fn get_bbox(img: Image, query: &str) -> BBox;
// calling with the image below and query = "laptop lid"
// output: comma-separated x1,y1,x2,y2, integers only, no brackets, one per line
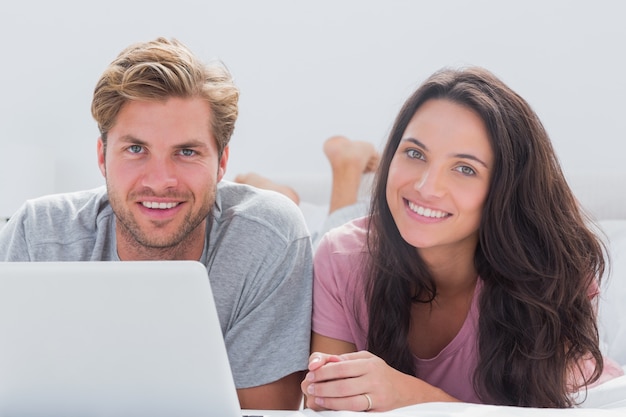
0,261,241,417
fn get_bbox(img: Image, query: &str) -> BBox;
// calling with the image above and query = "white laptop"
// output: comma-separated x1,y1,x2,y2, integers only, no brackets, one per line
0,261,243,417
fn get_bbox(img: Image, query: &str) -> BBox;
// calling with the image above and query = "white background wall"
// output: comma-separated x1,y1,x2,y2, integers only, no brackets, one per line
1,0,625,217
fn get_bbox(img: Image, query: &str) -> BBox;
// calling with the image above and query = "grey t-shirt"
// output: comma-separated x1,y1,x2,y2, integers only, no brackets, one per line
0,181,313,389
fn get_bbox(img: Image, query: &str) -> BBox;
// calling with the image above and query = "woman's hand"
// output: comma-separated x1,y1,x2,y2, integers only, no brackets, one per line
301,350,457,412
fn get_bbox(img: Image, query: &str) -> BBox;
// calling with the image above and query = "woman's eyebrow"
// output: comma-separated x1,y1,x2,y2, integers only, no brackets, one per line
455,153,489,168
402,137,428,149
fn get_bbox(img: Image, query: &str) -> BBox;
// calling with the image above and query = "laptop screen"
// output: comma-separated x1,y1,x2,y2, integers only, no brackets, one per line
0,261,241,417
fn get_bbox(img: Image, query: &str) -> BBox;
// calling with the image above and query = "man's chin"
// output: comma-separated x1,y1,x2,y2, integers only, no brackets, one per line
117,215,207,252
125,226,183,249
133,235,183,250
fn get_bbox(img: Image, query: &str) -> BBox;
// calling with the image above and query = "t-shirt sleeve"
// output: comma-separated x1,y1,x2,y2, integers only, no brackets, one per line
211,194,314,389
311,232,360,344
0,187,115,262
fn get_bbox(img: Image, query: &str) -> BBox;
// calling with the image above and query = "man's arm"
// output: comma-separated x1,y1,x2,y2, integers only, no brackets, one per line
237,371,304,410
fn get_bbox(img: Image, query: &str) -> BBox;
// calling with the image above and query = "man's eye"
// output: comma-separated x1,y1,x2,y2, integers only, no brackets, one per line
128,145,143,154
180,149,196,157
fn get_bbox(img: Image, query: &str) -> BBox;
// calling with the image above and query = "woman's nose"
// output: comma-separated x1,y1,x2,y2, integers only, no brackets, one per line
414,167,445,197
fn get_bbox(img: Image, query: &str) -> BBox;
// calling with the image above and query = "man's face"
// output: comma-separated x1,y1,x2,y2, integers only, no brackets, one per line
97,97,227,260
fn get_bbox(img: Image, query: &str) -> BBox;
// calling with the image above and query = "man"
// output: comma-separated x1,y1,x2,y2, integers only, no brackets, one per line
0,37,313,410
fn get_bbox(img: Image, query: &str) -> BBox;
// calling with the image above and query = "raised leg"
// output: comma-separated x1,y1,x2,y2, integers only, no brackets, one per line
234,173,301,205
323,136,379,214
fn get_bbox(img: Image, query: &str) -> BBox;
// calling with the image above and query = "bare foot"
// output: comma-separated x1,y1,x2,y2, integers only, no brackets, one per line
323,136,380,213
323,135,380,175
234,173,300,205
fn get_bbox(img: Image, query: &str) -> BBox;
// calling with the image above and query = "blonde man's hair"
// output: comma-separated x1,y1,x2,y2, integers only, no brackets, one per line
91,37,239,157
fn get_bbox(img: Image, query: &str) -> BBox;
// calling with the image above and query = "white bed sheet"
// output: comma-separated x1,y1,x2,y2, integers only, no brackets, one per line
580,371,626,409
279,380,626,415
284,401,626,416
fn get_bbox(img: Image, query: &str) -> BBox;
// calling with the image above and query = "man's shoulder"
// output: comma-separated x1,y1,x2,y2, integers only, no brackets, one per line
215,180,309,238
14,186,113,235
1,186,116,261
22,186,110,220
217,180,298,211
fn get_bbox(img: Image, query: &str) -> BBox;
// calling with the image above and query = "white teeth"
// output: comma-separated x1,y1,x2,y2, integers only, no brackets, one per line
142,201,179,209
407,201,448,218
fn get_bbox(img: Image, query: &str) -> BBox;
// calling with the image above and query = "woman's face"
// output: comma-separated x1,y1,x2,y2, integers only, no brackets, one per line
385,98,493,258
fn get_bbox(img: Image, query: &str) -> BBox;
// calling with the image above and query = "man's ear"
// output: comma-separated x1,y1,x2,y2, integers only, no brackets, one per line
97,137,106,177
217,145,229,182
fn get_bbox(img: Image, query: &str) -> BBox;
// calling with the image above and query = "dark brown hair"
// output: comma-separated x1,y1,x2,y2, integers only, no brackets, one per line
365,67,605,407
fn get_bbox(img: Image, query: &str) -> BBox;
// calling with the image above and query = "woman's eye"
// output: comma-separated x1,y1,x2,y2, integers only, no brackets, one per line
407,149,424,160
457,165,476,176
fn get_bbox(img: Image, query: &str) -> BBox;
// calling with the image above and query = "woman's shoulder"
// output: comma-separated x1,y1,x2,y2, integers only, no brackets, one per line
314,216,370,300
318,216,370,255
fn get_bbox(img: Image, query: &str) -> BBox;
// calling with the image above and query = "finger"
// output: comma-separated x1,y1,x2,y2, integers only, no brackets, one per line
309,357,369,384
337,350,375,361
303,394,328,411
306,372,368,399
308,352,342,371
314,392,373,412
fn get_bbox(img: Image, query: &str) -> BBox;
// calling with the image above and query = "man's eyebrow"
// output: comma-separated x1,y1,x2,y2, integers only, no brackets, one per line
118,135,147,145
174,139,210,149
401,137,489,168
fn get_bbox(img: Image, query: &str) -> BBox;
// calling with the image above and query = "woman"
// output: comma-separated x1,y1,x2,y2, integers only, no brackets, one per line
301,67,622,411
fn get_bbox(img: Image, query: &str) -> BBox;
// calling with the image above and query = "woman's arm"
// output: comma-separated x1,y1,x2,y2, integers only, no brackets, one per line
301,333,356,410
302,332,459,412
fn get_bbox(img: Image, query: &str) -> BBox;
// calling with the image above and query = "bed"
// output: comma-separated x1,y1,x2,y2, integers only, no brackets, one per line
272,171,626,415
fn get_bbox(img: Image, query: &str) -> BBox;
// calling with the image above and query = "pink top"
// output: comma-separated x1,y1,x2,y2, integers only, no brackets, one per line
312,216,623,404
312,216,482,403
